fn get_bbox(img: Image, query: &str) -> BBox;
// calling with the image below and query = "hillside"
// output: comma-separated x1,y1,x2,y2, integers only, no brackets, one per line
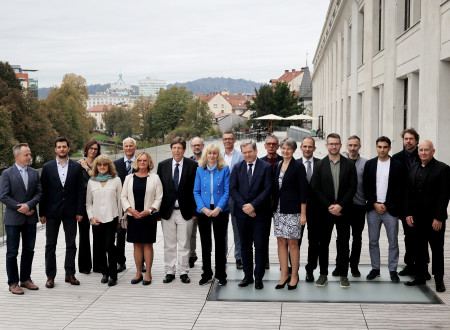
168,77,263,94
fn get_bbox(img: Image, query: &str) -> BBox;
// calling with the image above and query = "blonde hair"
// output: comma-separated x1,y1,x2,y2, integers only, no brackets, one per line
198,144,227,171
133,152,154,171
92,155,118,177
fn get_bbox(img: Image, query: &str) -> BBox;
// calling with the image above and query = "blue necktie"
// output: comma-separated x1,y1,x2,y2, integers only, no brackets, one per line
247,163,253,186
126,160,132,174
173,163,180,190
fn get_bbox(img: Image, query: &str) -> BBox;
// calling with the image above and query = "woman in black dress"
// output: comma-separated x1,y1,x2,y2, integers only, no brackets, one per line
121,152,163,285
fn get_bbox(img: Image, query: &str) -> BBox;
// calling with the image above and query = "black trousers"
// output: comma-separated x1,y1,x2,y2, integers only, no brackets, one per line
45,217,77,278
318,211,350,276
93,218,118,280
116,227,127,265
77,212,92,272
197,208,229,280
305,209,320,273
335,204,366,269
400,217,430,268
237,216,269,280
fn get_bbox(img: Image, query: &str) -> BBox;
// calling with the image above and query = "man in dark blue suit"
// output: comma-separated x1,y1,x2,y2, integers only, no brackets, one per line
40,137,84,288
0,143,42,294
230,140,273,289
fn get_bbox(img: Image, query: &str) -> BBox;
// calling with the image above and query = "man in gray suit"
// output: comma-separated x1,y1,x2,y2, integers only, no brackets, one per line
0,143,42,294
222,131,244,269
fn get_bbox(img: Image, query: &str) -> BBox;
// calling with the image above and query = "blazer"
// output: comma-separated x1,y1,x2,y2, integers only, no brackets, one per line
272,159,307,214
404,158,450,222
392,148,419,171
193,166,230,213
157,157,198,220
222,149,244,173
230,158,273,220
0,165,42,225
114,157,137,185
121,173,163,216
311,155,357,214
40,159,85,219
363,156,404,217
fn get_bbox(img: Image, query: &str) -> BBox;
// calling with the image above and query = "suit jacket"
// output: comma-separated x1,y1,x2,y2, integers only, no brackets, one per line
222,149,244,174
392,148,419,171
272,159,307,214
193,166,230,213
39,159,85,219
0,165,42,225
114,157,137,185
230,158,273,220
311,155,357,214
404,158,450,222
363,156,404,217
157,157,198,220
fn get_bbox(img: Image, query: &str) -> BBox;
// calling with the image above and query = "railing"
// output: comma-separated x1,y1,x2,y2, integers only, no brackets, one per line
286,126,312,141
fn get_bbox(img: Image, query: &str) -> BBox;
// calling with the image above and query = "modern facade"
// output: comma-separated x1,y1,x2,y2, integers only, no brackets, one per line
312,0,450,163
86,93,139,109
139,76,167,98
11,65,38,99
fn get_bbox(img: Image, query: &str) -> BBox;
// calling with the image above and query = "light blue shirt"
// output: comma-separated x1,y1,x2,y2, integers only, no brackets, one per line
15,163,29,210
56,158,69,187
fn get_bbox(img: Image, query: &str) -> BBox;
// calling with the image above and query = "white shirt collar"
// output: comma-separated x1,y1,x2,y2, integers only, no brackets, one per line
172,158,184,167
15,163,26,172
124,155,135,163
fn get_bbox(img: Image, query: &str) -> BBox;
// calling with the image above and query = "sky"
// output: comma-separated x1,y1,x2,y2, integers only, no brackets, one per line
1,0,330,88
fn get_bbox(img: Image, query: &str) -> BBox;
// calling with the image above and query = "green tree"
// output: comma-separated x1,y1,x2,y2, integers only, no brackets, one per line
246,84,276,117
130,95,153,141
103,106,133,140
170,98,213,140
0,106,17,167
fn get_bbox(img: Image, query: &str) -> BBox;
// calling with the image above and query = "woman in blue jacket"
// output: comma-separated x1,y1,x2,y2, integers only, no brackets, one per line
193,143,230,286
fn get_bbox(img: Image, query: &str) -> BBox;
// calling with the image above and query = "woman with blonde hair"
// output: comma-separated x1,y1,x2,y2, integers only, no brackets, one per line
121,152,163,285
86,155,122,286
193,143,230,286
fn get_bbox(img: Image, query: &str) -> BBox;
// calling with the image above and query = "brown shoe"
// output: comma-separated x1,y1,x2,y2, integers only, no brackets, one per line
20,280,39,290
9,284,24,295
65,275,80,285
45,278,54,288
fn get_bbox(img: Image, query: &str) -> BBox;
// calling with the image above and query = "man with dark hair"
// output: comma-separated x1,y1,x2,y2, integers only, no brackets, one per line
404,140,450,292
0,143,42,294
311,133,357,288
157,137,198,284
40,137,85,288
363,136,404,283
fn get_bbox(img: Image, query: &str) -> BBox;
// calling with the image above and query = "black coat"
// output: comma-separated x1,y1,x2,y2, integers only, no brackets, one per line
113,157,137,185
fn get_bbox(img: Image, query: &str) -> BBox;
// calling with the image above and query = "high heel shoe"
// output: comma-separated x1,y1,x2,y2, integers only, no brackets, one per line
275,277,291,289
288,278,299,290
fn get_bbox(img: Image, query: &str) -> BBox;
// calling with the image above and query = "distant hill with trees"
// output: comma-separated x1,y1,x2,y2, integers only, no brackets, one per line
168,77,263,94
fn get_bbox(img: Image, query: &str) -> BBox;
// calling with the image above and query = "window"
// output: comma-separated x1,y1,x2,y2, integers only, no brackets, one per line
357,6,364,66
214,104,217,108
403,78,408,130
376,0,384,51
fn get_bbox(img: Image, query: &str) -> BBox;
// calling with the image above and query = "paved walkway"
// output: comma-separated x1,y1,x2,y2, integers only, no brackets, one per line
0,133,449,329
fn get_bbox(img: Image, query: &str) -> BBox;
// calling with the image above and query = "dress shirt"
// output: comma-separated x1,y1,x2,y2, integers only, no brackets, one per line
172,158,184,207
224,149,235,167
376,158,390,203
56,158,69,186
15,163,29,210
86,177,122,223
301,157,315,173
123,155,135,165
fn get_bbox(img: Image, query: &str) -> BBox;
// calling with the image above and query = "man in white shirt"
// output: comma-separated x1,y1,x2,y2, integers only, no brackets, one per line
363,136,404,283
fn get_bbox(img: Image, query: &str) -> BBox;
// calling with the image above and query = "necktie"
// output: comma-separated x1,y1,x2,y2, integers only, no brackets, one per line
21,168,28,191
247,163,253,186
306,160,312,183
407,153,412,166
126,160,132,174
173,163,180,191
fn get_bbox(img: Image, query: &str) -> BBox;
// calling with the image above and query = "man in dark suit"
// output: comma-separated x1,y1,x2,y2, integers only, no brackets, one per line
311,133,357,288
40,137,84,288
157,137,198,284
0,143,42,294
404,140,450,292
363,136,404,283
230,140,273,289
299,137,321,282
113,137,137,273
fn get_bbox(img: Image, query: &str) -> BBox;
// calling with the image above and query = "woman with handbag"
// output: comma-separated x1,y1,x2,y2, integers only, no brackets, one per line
86,155,122,286
193,143,230,286
121,152,163,285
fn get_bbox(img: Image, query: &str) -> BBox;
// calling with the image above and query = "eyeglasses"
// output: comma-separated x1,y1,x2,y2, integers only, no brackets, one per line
222,138,234,141
89,147,99,151
265,143,279,147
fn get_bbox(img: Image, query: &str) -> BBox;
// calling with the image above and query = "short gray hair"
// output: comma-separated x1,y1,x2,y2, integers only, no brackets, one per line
190,136,204,145
13,143,29,155
265,135,279,144
280,138,297,150
240,140,257,151
122,137,136,146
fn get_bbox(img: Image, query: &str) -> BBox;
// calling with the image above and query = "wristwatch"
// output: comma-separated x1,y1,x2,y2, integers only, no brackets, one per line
148,209,154,215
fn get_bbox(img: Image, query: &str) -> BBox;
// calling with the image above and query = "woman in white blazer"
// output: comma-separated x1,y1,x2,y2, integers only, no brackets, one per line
121,152,163,285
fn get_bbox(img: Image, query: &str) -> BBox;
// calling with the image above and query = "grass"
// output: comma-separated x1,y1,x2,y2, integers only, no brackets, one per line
91,134,110,140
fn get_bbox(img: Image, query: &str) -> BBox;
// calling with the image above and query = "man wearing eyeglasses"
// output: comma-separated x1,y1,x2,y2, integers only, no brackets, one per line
311,133,357,288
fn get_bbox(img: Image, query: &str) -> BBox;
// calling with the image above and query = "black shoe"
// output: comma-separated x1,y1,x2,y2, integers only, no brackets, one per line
108,278,117,287
101,274,109,284
265,263,270,270
404,278,426,286
275,277,290,289
366,269,380,280
255,279,264,290
390,271,400,283
398,265,414,276
218,278,227,286
180,274,190,284
189,256,198,268
332,268,340,276
199,276,212,286
141,265,146,273
80,270,91,275
117,263,126,273
425,270,431,281
131,276,143,284
351,267,361,277
236,259,243,269
288,278,299,290
238,276,254,287
435,278,446,292
305,272,314,282
142,279,152,286
163,274,175,283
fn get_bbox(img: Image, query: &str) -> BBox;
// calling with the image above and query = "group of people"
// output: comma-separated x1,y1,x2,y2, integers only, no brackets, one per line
0,128,448,296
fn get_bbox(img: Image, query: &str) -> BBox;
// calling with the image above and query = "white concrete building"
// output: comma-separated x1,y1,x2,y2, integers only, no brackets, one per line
86,92,139,109
312,0,450,163
139,77,166,98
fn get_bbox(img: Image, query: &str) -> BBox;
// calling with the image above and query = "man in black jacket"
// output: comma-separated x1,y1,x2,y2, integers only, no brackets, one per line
311,133,357,288
157,137,198,284
404,140,450,292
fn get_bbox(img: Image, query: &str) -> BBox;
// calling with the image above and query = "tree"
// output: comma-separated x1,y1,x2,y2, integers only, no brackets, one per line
130,95,153,141
170,98,214,140
246,84,276,117
0,106,17,167
103,106,133,140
